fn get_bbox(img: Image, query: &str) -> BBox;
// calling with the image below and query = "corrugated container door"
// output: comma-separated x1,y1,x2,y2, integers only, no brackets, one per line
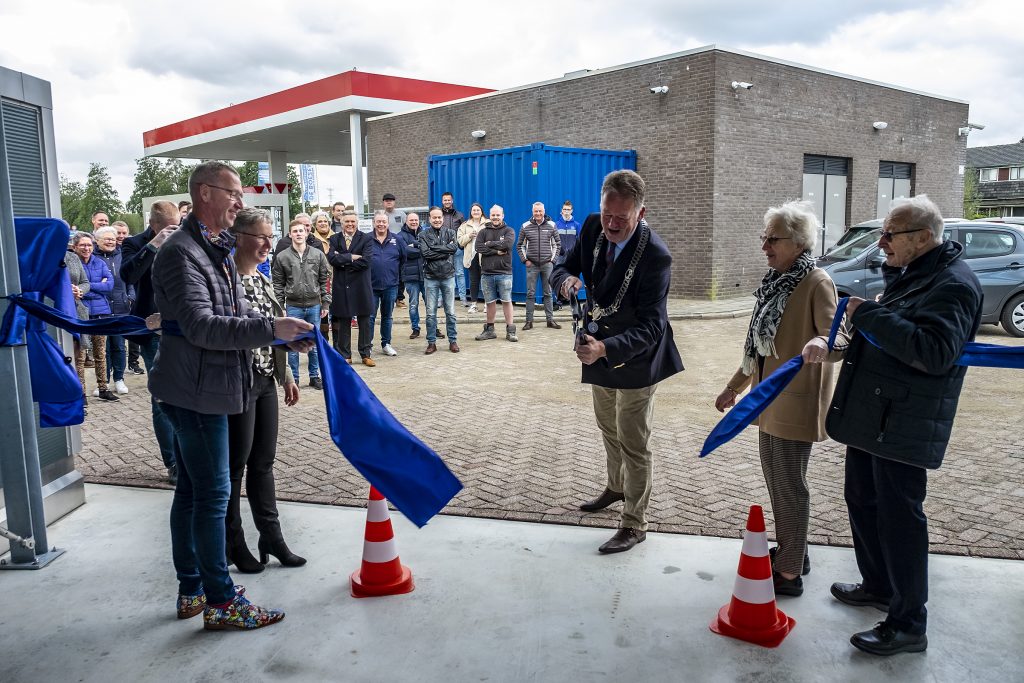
428,143,635,303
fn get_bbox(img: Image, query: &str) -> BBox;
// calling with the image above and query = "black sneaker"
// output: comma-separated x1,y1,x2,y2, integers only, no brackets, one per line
769,546,811,576
168,465,178,486
309,377,323,390
773,571,803,597
128,364,145,375
97,389,120,401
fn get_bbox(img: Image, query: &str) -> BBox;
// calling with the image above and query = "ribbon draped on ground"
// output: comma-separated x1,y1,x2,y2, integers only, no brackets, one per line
0,217,150,427
700,297,1024,457
314,328,462,526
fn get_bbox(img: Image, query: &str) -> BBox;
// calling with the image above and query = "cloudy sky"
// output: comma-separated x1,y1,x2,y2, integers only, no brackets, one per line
2,0,1021,204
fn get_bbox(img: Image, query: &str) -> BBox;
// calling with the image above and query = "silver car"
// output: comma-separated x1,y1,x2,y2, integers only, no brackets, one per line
818,221,1024,337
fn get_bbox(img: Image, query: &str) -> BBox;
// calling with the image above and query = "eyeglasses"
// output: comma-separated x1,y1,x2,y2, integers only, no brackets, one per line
233,230,273,244
204,183,245,203
879,227,928,241
760,235,793,246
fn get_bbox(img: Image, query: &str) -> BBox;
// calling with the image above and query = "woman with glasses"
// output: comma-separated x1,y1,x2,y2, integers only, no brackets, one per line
714,200,848,597
224,208,306,573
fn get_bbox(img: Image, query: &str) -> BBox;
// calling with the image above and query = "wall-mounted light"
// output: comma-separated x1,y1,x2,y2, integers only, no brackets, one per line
958,122,986,137
649,85,669,94
872,121,888,131
471,130,487,139
730,81,753,91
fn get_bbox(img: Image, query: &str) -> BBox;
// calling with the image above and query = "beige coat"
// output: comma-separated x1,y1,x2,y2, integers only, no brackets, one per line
458,218,486,268
728,268,847,442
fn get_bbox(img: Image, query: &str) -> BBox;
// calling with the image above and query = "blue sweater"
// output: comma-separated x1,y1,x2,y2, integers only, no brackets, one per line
370,232,406,290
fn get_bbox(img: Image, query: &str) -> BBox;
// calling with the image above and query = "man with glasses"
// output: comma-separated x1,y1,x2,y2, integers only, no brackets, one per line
150,161,314,630
825,195,983,656
552,170,683,554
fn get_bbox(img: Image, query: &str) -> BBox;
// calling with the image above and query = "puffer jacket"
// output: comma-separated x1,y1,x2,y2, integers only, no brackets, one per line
65,250,91,320
95,246,133,314
418,226,457,280
149,215,274,415
80,254,113,315
826,240,983,469
516,217,560,264
397,224,424,282
271,244,331,308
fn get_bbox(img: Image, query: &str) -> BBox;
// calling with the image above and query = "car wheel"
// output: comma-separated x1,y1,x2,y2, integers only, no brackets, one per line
1001,293,1024,338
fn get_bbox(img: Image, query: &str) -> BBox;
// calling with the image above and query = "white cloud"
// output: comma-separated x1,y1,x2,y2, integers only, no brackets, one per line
1,0,1022,204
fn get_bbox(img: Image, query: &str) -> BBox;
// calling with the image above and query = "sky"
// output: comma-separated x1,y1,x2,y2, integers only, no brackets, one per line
2,0,1022,206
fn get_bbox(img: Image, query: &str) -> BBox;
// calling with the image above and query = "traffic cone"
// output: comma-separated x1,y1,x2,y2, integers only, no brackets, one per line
709,504,795,647
350,486,415,598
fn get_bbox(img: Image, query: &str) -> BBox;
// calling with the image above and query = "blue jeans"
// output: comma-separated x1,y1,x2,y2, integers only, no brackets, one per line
161,403,234,604
405,280,424,332
424,277,457,344
286,304,321,380
139,335,177,470
370,286,398,347
106,334,126,382
453,249,467,301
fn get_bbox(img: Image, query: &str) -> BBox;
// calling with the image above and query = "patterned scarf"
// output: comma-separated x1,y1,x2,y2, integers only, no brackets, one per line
742,251,816,374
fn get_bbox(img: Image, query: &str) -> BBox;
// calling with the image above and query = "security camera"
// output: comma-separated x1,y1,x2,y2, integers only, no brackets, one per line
873,121,888,130
649,86,669,94
471,130,486,139
731,81,753,90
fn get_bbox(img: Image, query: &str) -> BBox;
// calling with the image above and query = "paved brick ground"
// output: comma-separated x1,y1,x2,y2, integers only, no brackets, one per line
77,301,1024,560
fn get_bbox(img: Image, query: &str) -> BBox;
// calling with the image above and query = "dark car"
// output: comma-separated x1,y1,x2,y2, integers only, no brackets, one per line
819,221,1024,337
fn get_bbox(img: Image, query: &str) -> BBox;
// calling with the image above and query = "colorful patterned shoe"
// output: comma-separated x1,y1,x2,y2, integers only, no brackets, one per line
203,594,284,631
176,585,246,619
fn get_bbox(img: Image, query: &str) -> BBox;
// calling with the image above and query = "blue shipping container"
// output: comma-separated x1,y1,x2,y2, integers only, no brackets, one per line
427,143,636,303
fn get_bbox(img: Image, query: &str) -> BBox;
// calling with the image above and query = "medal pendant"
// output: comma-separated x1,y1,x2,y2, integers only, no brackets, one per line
591,307,603,321
587,322,599,334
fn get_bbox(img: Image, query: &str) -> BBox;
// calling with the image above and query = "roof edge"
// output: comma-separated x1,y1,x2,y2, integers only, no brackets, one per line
369,44,967,123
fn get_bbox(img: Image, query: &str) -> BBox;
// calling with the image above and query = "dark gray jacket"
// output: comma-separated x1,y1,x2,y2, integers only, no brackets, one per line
826,240,983,469
271,244,331,308
149,216,274,415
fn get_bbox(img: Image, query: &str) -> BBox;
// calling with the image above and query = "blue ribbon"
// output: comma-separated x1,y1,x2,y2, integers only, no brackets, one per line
700,296,1023,457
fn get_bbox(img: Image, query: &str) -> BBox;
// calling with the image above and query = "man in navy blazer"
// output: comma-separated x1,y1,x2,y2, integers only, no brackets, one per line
551,170,684,554
327,210,376,366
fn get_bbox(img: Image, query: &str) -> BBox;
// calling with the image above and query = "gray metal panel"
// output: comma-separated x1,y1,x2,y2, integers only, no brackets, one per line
1,101,46,216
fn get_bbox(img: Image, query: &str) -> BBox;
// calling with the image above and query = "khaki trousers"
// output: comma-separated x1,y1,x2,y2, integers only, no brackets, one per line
592,384,657,531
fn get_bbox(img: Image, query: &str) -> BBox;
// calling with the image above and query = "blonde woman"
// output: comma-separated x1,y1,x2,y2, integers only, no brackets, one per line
457,202,487,313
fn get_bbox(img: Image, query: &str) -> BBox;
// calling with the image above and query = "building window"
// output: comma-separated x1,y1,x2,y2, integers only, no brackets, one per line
802,154,850,255
979,168,999,182
877,161,914,219
1010,167,1024,180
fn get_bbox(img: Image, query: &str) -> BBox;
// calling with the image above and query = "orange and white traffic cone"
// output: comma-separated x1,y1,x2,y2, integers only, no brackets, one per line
350,486,415,598
709,504,795,647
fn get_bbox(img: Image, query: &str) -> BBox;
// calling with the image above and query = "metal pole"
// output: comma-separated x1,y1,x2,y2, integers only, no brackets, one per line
0,102,64,569
349,113,365,216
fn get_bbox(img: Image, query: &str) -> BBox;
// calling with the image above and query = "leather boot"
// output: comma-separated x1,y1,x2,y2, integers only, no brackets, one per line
226,539,265,574
475,323,496,341
258,536,306,567
505,324,518,342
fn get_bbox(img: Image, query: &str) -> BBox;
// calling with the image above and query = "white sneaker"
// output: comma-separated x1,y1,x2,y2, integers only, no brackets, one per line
92,388,100,397
382,344,398,357
468,303,478,313
115,380,129,394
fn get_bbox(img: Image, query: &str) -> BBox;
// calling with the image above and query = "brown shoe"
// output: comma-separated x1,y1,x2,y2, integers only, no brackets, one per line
362,357,376,367
436,329,445,339
522,321,533,331
449,342,460,353
409,330,420,339
547,320,562,329
395,300,407,308
425,343,437,355
580,488,625,512
598,528,646,554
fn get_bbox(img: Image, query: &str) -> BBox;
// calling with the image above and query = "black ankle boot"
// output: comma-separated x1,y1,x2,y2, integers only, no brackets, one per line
258,536,306,567
226,541,265,574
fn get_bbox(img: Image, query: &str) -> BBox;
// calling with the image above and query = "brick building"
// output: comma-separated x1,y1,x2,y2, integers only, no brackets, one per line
966,142,1024,218
367,46,969,298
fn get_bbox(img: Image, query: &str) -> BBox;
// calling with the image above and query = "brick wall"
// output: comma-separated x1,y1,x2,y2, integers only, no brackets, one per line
367,49,968,298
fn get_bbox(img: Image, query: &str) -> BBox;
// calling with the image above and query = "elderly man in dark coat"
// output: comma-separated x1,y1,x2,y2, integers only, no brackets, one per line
327,210,376,366
826,195,983,656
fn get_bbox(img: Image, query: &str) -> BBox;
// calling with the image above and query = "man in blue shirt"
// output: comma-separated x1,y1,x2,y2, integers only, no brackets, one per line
369,210,406,357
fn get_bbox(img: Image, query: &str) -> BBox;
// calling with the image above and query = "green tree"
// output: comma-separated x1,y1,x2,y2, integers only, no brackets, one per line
234,161,302,218
127,157,174,214
59,174,88,229
963,167,982,219
81,163,123,227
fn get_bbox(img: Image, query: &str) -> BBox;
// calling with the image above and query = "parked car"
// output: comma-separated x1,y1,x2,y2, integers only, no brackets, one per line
818,221,1024,337
832,219,883,249
975,216,1024,226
